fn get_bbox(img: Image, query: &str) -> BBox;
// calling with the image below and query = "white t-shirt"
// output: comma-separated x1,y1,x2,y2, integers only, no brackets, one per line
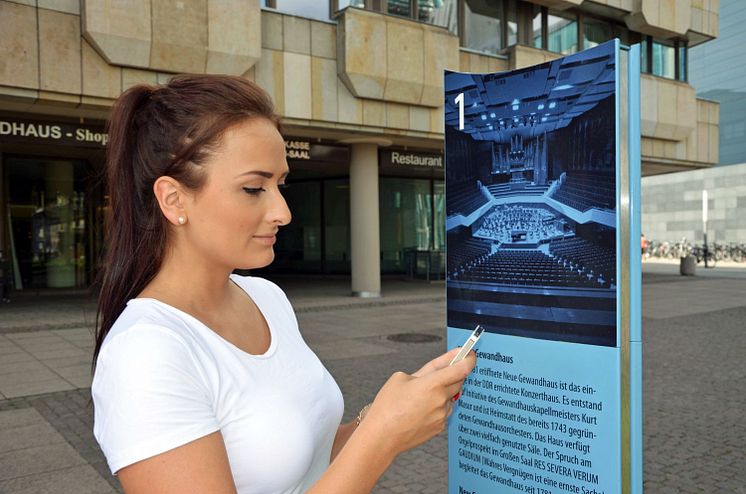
92,274,344,494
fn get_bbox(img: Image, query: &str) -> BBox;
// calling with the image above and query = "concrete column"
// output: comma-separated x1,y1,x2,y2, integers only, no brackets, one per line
349,142,382,297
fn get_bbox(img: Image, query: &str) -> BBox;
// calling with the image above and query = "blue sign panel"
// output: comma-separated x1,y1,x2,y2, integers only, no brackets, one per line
446,40,641,494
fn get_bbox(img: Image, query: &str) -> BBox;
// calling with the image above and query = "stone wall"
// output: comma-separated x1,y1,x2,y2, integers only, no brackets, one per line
642,163,746,244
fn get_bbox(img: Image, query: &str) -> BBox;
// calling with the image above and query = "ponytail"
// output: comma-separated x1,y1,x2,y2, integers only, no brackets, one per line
92,75,280,375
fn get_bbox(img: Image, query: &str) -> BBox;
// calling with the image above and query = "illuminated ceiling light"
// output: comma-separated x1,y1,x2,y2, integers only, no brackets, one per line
538,103,545,110
513,117,519,122
481,114,487,120
472,102,478,108
548,101,557,109
541,116,547,122
511,98,520,111
490,112,496,118
555,84,573,90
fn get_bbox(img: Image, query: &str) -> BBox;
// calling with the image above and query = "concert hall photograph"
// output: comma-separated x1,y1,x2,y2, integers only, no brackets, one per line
445,41,617,347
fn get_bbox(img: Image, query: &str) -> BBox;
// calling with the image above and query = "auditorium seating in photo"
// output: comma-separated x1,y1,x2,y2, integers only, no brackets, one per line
486,181,549,200
447,236,491,279
446,181,489,217
550,170,616,212
549,237,616,288
453,248,601,288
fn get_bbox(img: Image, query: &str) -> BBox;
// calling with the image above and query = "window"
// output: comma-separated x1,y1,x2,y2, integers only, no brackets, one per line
387,0,412,18
640,36,687,81
419,0,458,30
652,39,675,78
334,0,455,30
529,9,623,53
583,17,611,49
506,0,518,47
264,0,331,21
547,11,577,54
531,7,542,49
460,0,527,54
678,43,687,81
462,0,503,54
336,0,365,8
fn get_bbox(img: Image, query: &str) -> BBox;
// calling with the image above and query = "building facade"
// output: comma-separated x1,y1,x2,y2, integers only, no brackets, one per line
689,0,746,166
642,162,746,245
0,0,720,295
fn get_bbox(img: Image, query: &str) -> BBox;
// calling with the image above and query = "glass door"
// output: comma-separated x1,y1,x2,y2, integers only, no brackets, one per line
6,157,92,289
272,181,322,273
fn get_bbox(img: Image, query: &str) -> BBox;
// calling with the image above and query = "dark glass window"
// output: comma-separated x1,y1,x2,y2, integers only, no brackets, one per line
532,7,542,48
6,158,95,289
463,0,502,54
387,0,412,18
266,0,331,21
420,0,458,30
583,17,611,49
640,35,687,82
547,11,577,54
652,39,676,79
336,0,364,8
506,0,518,47
334,0,456,30
678,43,687,81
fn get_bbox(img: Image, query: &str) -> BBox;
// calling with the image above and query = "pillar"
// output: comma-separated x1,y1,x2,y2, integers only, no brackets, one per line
348,141,383,297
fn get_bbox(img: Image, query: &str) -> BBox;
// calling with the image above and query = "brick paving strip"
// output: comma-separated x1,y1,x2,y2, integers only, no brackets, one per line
0,271,744,493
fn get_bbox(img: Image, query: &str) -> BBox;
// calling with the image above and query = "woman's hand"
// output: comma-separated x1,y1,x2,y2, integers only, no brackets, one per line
361,347,476,457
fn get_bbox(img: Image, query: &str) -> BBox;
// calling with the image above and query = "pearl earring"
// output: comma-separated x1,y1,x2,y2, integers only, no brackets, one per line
178,216,186,225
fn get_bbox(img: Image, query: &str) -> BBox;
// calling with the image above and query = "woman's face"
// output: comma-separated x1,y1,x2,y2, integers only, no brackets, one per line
182,117,291,270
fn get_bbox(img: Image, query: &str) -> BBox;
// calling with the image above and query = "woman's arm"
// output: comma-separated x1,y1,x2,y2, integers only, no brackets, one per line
331,421,357,462
116,431,238,494
309,413,399,494
310,350,475,494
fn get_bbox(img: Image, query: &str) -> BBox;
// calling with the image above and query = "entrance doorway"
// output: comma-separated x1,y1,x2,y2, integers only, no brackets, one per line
5,157,101,290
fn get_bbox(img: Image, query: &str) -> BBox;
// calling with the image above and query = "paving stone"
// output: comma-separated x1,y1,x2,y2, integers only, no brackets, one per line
0,441,86,480
0,273,744,492
0,377,74,399
0,464,116,493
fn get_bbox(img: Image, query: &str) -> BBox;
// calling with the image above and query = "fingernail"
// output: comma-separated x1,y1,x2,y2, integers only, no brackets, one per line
452,392,461,401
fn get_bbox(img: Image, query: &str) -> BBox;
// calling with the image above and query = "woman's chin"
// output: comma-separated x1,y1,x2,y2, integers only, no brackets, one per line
236,251,275,271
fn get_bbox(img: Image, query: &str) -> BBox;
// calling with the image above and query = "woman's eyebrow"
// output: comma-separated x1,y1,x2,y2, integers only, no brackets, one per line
234,170,290,179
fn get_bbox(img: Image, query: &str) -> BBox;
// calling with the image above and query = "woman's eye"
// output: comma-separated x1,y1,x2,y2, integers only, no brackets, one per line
243,187,266,196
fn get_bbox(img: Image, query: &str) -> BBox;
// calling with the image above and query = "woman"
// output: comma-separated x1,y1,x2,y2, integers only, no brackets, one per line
91,74,475,494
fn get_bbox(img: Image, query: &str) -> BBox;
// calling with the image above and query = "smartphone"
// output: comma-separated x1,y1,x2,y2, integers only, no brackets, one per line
449,325,484,366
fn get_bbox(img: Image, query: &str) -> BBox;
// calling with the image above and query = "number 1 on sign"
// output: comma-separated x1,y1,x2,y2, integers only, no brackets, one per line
455,92,464,130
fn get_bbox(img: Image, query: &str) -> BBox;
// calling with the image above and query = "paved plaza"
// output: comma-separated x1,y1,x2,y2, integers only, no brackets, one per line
0,265,744,493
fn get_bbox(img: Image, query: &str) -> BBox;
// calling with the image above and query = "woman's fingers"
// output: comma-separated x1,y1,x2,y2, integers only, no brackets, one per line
412,347,462,378
422,351,476,389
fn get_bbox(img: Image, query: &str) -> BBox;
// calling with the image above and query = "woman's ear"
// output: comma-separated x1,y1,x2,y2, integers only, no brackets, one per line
153,177,189,226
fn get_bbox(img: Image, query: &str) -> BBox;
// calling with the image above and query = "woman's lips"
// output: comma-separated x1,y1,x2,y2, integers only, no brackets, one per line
254,235,276,245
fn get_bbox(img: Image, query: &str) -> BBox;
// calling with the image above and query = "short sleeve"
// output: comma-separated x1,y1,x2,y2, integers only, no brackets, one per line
92,324,220,475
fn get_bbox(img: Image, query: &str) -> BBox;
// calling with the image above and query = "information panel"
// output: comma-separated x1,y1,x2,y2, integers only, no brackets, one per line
445,40,642,494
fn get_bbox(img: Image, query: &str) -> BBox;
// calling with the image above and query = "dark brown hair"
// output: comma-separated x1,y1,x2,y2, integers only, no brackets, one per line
92,74,280,373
